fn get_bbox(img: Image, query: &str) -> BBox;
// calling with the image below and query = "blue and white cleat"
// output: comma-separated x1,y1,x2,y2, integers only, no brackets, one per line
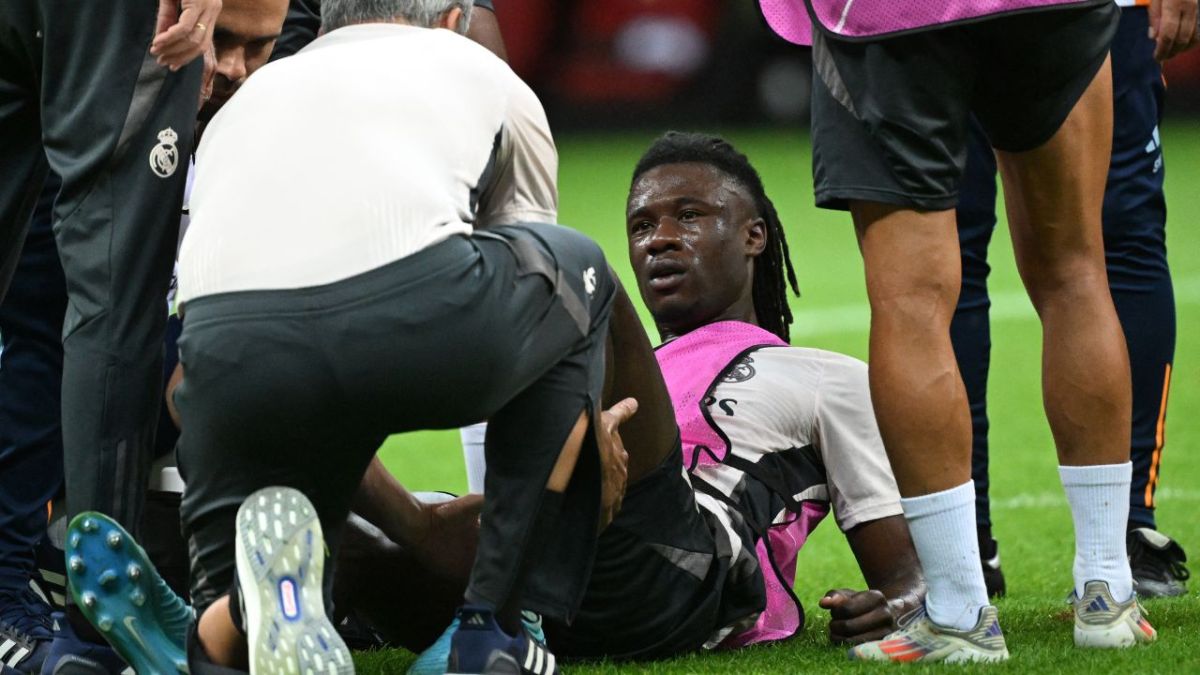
446,606,555,675
235,487,353,675
409,611,545,675
63,514,191,674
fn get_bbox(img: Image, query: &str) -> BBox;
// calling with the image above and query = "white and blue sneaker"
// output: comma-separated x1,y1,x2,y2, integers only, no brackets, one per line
1071,580,1156,648
409,611,544,675
235,487,353,675
446,607,555,675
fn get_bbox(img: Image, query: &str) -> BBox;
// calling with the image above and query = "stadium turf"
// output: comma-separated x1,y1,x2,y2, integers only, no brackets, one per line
363,123,1200,672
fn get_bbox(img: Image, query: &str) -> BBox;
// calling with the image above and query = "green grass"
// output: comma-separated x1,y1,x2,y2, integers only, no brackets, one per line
363,122,1200,672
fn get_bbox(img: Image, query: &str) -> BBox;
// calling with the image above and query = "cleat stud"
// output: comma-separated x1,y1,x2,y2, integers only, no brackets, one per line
98,615,113,632
69,556,86,573
130,589,146,607
82,592,97,608
98,570,118,587
81,518,97,533
127,563,142,581
106,531,123,548
69,533,81,549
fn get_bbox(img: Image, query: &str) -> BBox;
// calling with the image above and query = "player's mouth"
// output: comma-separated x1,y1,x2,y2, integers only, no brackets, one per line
646,259,687,292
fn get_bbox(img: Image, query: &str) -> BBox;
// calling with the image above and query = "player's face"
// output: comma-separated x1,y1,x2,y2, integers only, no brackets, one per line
627,163,764,337
199,0,288,120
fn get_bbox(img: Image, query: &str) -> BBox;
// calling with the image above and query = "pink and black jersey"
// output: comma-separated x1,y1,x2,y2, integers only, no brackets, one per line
656,321,902,647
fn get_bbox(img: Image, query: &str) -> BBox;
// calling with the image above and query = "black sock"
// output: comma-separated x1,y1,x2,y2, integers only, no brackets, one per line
66,603,108,645
494,489,564,635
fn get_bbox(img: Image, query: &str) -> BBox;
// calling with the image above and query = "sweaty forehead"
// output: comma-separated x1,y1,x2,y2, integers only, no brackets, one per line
627,162,750,216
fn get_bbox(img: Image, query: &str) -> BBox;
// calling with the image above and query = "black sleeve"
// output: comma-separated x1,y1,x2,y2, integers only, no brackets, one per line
269,0,322,62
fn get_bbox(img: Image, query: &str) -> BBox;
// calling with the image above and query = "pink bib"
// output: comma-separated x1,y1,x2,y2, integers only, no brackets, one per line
761,0,1099,45
656,321,830,646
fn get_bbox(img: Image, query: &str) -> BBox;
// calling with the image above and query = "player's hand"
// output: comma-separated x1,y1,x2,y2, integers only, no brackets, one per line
413,494,483,583
1149,0,1199,61
598,397,637,531
820,588,903,645
152,0,223,71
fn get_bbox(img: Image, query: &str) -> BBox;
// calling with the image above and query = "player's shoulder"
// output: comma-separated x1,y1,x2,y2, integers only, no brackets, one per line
753,344,867,372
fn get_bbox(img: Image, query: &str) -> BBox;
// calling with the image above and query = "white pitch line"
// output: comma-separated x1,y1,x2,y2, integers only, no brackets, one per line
792,273,1200,338
992,486,1200,511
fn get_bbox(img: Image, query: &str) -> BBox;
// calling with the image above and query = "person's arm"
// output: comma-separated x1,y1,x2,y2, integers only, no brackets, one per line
820,516,925,644
811,352,925,643
353,456,483,582
474,80,558,229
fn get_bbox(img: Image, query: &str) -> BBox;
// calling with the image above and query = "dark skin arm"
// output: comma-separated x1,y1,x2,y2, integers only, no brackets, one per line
353,456,484,583
819,514,926,644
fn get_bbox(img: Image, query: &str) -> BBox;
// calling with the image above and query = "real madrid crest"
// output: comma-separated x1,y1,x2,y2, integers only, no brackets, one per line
149,127,180,179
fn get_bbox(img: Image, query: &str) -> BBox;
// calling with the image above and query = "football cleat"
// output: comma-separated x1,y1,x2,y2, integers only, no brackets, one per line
235,487,353,675
446,606,556,675
0,587,53,674
409,611,545,675
63,513,191,675
1128,528,1189,599
849,605,1009,663
980,537,1006,599
1071,579,1156,648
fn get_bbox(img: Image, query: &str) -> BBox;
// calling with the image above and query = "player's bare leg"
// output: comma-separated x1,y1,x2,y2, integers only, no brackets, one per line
996,56,1128,470
844,205,1004,661
997,56,1151,647
849,205,971,497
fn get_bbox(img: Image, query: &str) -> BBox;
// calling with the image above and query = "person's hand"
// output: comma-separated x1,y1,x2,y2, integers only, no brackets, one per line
1150,0,1199,61
152,0,223,71
819,588,909,645
411,494,484,584
197,40,217,109
598,398,637,530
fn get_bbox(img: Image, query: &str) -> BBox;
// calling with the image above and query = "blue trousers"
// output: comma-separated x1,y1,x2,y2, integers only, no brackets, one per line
0,175,182,593
954,6,1173,539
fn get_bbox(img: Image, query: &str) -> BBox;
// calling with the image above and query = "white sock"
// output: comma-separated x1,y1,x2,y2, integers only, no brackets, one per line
1059,462,1134,601
901,481,990,631
460,422,488,494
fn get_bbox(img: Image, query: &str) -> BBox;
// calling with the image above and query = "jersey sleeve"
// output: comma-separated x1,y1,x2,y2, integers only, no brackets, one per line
475,78,558,227
813,353,903,531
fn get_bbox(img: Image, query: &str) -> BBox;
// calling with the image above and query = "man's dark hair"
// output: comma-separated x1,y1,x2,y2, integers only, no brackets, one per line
631,131,800,342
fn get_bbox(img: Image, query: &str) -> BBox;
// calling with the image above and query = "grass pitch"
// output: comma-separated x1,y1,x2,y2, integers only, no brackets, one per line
362,122,1200,672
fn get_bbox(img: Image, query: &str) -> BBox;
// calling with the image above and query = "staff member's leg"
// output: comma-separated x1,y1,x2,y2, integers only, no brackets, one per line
1101,6,1186,598
36,0,202,653
0,179,64,673
39,0,200,544
0,6,56,671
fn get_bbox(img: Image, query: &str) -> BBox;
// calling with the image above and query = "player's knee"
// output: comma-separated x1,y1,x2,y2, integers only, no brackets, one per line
868,270,960,329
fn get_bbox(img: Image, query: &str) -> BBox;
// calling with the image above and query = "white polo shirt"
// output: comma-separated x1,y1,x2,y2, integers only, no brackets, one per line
177,22,557,306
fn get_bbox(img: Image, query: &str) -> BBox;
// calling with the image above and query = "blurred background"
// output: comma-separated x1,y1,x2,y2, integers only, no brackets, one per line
490,0,1200,130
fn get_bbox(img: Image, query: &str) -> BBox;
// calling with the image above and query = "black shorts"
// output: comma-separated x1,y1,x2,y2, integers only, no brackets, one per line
544,446,766,661
176,223,616,614
811,1,1119,211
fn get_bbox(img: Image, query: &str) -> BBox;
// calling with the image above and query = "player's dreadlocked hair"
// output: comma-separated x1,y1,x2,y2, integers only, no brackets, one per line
631,131,800,342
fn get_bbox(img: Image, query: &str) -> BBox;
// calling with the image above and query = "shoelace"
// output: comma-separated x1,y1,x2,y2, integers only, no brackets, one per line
0,588,54,640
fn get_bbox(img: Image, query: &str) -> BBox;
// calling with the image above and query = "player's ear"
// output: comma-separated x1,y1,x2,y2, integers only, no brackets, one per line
745,217,767,258
438,7,467,33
